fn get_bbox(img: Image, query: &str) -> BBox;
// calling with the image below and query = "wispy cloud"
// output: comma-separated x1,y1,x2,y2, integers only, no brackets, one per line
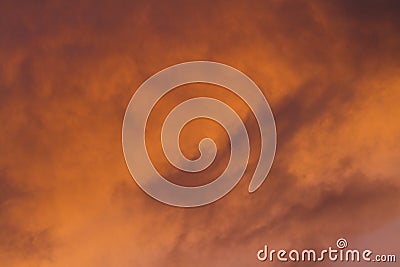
1,0,399,266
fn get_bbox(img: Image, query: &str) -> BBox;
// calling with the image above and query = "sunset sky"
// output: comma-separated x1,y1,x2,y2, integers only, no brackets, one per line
1,1,400,266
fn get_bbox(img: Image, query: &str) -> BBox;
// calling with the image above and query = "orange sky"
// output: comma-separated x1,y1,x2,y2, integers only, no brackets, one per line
1,1,400,266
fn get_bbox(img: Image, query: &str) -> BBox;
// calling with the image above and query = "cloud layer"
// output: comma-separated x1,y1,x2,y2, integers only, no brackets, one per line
1,0,399,266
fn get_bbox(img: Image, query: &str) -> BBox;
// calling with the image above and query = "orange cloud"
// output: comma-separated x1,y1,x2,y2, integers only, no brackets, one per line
1,1,399,266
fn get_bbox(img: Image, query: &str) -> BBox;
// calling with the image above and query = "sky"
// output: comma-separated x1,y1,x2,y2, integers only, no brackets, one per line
1,0,400,266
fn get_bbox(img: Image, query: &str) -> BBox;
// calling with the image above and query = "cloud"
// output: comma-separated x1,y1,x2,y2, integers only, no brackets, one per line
0,0,399,266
